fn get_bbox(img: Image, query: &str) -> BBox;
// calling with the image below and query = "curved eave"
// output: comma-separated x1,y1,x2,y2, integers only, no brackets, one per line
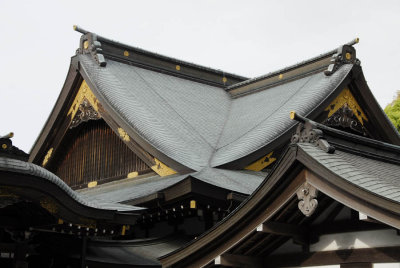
350,65,400,145
296,147,400,224
216,65,354,170
217,63,400,170
29,62,82,163
159,147,301,267
0,159,142,225
160,144,400,267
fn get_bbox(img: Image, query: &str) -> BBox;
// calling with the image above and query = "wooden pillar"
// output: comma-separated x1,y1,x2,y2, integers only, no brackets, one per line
80,236,87,268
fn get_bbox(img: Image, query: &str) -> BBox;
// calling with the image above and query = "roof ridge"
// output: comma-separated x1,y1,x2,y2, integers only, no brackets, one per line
227,38,359,91
73,25,248,83
290,112,400,159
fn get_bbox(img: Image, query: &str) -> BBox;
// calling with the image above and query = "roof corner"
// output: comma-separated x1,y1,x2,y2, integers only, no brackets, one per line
74,25,107,67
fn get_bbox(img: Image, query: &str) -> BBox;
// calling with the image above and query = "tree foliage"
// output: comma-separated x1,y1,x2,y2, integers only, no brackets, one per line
384,91,400,132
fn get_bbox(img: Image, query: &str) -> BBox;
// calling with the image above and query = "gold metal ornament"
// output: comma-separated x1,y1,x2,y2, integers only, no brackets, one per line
68,80,101,121
118,128,130,142
151,158,177,177
42,148,53,166
325,88,368,125
245,152,276,171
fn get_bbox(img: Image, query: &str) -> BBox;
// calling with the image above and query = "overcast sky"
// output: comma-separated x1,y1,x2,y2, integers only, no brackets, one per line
1,0,400,152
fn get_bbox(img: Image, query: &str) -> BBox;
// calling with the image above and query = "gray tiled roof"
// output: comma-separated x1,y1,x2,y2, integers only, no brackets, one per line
79,54,352,170
212,65,352,166
86,235,192,266
298,143,400,203
80,173,189,204
80,168,266,204
0,157,142,212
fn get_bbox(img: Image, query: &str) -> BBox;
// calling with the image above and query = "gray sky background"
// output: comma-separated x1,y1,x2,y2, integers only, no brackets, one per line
1,0,400,152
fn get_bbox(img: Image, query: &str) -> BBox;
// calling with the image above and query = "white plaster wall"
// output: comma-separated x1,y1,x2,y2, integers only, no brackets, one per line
374,263,400,268
310,229,400,252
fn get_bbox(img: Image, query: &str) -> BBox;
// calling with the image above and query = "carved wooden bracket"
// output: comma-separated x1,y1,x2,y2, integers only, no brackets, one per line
296,182,318,217
70,98,101,129
291,121,335,153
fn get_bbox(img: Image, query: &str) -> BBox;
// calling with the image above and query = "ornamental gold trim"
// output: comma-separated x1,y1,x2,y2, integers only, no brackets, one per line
68,80,101,121
245,151,276,171
42,148,53,166
118,128,130,142
127,171,139,178
151,158,177,177
325,88,368,125
88,181,98,188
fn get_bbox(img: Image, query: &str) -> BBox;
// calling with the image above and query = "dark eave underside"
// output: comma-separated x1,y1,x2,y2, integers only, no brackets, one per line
0,157,143,225
159,127,400,267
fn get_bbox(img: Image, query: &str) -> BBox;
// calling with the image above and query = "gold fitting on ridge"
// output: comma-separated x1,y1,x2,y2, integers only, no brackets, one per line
290,111,296,120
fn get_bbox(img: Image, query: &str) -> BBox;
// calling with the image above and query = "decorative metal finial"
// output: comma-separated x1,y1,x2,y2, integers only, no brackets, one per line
0,132,29,161
75,27,106,67
1,132,14,139
325,38,360,76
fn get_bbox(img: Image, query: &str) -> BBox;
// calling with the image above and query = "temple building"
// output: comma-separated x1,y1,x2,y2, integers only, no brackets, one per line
0,26,399,267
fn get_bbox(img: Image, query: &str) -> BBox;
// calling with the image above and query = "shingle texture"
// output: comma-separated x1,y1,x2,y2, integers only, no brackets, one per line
298,143,400,203
80,168,266,204
79,54,352,170
0,157,141,212
86,235,192,266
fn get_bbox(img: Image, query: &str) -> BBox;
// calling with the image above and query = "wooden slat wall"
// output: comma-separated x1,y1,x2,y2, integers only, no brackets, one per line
50,120,151,188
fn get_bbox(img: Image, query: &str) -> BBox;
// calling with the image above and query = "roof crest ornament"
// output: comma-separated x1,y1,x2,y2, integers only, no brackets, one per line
0,133,29,161
290,111,335,153
74,25,107,67
324,38,360,76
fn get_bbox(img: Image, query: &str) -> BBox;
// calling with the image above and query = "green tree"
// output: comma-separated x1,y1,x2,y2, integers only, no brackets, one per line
384,91,400,132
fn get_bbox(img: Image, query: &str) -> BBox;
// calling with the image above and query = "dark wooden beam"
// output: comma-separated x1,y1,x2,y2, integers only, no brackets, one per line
313,220,388,236
265,246,400,267
227,192,248,203
257,221,308,245
257,221,305,237
215,253,263,268
341,263,372,268
124,192,164,206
